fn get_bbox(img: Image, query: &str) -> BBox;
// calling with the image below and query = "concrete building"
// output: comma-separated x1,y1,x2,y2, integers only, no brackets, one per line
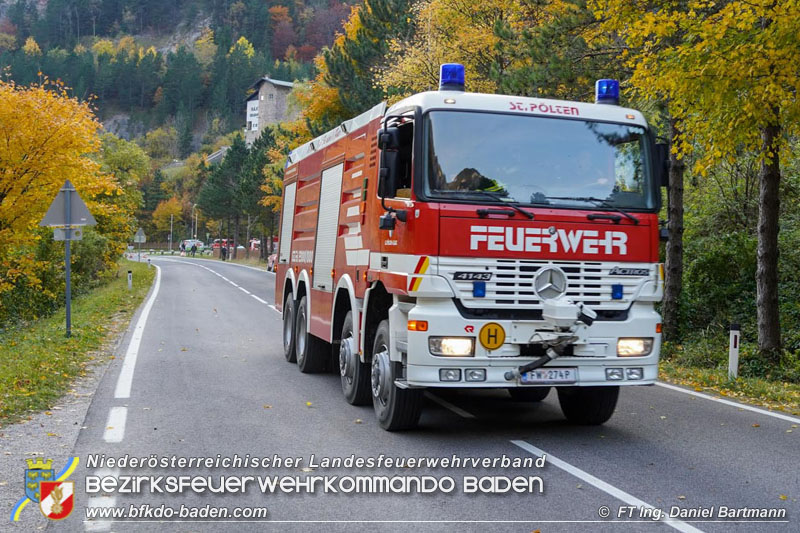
244,77,296,146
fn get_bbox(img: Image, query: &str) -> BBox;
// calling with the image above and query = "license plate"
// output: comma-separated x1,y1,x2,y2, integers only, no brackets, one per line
520,367,577,384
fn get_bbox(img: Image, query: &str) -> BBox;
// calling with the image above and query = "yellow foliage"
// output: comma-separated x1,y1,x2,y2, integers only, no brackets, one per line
152,197,183,236
378,0,525,99
0,80,133,295
228,36,255,59
593,0,800,169
92,39,115,58
22,36,41,56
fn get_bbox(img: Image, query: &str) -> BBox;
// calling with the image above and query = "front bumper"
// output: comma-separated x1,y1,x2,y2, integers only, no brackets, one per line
399,298,662,388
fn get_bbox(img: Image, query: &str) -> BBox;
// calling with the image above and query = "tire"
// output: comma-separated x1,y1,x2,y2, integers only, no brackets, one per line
557,386,619,425
339,311,371,405
371,320,423,430
295,295,328,373
282,294,296,363
508,387,550,402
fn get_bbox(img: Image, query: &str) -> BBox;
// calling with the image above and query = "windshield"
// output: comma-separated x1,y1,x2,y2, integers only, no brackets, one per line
424,111,655,210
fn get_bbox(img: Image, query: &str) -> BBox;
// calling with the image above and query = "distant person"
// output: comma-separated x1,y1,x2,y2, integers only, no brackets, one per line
220,245,227,261
180,241,186,252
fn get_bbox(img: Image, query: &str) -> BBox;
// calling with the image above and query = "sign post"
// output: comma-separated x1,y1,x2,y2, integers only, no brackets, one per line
134,228,146,262
39,180,97,337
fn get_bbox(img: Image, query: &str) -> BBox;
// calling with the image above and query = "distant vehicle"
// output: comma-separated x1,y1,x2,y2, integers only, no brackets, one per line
212,239,234,249
181,239,204,251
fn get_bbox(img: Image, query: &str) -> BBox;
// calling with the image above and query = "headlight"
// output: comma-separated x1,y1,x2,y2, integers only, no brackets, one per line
617,338,653,357
429,337,475,356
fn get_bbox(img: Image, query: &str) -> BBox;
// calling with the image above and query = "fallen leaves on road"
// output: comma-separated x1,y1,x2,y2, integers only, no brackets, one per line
752,424,760,428
660,416,667,420
263,405,272,409
46,433,57,437
180,347,187,352
354,419,362,424
677,495,686,500
779,495,788,500
305,402,313,408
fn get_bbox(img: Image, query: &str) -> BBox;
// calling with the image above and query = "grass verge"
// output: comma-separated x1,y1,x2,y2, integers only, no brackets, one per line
0,260,155,426
659,359,800,417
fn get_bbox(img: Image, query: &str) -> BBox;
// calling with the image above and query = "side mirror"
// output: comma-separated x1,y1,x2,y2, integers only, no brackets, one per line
655,143,670,188
378,127,401,198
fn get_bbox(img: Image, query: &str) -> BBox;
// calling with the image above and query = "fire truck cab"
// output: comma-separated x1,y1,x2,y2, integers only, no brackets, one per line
276,65,668,430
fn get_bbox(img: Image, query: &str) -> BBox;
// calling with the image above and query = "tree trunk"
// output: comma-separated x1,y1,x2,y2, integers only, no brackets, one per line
245,214,251,260
233,215,240,260
756,114,782,361
662,118,686,342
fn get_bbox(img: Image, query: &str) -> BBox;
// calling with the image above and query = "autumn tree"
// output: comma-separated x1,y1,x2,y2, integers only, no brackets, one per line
152,197,184,240
0,80,135,323
593,0,800,360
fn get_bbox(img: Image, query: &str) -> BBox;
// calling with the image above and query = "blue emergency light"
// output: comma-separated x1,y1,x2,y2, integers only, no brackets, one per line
472,281,486,298
439,63,465,91
595,79,620,105
611,283,624,300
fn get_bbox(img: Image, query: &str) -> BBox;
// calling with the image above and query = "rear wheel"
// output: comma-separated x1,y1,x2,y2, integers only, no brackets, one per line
371,320,423,431
282,294,296,363
295,295,328,373
557,386,619,425
339,311,371,405
508,387,550,402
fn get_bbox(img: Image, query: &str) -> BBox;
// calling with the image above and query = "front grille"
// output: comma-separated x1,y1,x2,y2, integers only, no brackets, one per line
439,257,650,311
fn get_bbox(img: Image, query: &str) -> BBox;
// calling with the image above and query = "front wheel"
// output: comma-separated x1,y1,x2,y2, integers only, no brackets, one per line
371,320,423,431
339,311,371,405
557,386,619,425
282,294,296,363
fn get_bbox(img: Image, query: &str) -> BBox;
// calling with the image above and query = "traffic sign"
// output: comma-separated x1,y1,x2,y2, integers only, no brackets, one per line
39,180,96,338
53,228,83,241
39,180,97,228
134,228,146,243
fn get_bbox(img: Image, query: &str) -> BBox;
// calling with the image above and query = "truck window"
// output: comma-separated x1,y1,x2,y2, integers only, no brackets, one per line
424,111,656,211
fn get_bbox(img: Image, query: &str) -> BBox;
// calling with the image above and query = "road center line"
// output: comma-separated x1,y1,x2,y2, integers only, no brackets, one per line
425,393,476,419
511,440,704,533
252,295,268,304
655,382,800,424
268,304,281,314
103,407,127,443
238,286,251,294
84,495,117,532
114,265,161,399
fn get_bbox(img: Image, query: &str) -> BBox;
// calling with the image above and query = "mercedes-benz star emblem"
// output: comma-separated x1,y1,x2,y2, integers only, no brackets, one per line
534,266,568,300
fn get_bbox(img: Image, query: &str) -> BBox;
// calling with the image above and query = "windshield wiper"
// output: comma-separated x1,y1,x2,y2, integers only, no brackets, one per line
436,190,533,220
539,196,639,225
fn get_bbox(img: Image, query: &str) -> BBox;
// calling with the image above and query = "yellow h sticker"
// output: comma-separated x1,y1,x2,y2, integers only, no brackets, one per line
479,322,505,350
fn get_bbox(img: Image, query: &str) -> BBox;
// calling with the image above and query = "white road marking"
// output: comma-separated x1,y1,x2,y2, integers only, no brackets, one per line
425,393,476,419
252,295,268,304
230,282,240,288
114,265,161,399
511,440,704,533
268,304,281,314
103,407,127,443
166,255,275,275
656,382,800,424
238,286,251,295
84,495,117,531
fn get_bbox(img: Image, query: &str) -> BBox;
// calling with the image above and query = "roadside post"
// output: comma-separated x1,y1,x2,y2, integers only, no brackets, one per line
728,323,740,379
128,270,133,291
39,180,97,338
134,228,146,262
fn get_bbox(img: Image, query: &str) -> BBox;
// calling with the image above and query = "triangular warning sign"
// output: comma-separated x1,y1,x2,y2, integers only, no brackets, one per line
39,180,97,227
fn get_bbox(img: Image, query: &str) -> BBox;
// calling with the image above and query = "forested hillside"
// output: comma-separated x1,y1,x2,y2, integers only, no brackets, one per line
0,0,352,138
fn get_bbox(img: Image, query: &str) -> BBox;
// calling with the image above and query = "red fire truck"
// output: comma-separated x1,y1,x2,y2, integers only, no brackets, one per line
276,64,668,430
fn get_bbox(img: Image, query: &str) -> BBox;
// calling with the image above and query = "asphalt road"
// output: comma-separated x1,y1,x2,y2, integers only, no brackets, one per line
38,257,799,531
